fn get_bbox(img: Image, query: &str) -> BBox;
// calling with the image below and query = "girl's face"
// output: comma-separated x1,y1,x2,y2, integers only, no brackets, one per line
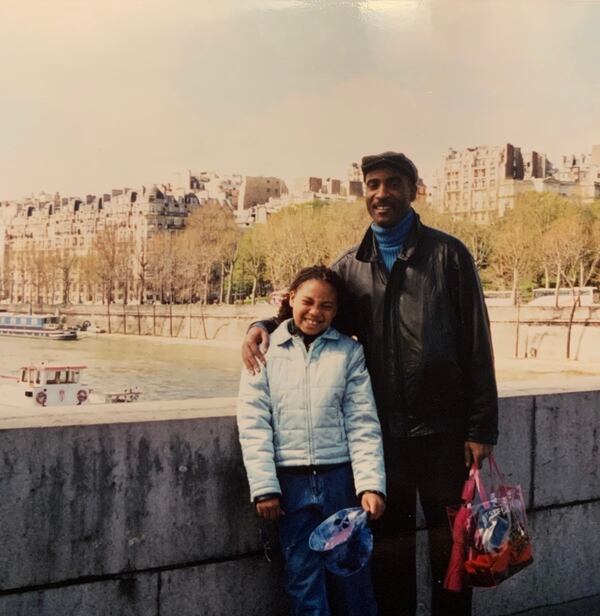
289,279,338,336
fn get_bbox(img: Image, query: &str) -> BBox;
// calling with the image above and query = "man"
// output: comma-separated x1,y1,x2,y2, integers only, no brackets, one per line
242,152,498,615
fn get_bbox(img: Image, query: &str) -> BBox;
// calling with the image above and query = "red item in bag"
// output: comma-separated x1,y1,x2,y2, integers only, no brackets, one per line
444,472,476,592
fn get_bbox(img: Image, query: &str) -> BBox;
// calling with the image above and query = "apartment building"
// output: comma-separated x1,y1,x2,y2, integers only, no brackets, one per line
294,177,323,194
237,176,288,211
0,186,201,305
548,145,600,201
346,162,364,197
437,144,551,221
323,178,341,195
188,171,243,209
436,143,600,222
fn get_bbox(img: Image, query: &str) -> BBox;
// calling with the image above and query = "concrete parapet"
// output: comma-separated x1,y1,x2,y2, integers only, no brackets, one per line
0,574,157,616
160,557,288,616
534,390,600,507
0,402,262,592
0,391,598,615
493,395,534,506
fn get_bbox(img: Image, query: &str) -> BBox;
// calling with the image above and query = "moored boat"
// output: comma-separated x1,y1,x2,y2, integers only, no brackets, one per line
0,363,92,406
0,363,142,407
0,313,78,340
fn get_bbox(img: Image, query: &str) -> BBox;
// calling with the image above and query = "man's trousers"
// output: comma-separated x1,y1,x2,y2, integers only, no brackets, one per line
371,434,472,616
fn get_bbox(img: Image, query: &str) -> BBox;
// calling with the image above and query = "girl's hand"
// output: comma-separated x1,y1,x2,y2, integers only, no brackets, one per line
361,492,385,521
256,497,284,521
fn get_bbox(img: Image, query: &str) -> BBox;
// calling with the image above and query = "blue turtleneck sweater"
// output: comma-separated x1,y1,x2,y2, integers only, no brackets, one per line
371,208,415,273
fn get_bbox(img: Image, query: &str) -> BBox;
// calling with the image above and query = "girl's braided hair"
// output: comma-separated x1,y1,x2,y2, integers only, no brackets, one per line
276,265,345,322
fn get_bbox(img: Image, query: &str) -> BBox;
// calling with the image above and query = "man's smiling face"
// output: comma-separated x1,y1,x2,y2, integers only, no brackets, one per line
364,166,416,228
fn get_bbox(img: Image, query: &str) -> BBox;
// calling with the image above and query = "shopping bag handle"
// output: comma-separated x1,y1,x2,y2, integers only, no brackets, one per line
487,454,508,488
469,464,488,503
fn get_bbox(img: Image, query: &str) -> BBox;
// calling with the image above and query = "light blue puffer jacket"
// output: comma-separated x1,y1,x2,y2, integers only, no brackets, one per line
237,319,386,501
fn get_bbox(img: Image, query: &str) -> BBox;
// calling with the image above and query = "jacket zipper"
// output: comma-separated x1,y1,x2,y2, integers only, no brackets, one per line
304,341,314,465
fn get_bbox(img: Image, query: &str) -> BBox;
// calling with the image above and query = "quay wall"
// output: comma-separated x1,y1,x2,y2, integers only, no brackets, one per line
5,302,600,361
0,391,599,615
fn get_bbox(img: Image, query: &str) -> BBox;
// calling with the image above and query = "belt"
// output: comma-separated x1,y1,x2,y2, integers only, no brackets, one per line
277,462,349,475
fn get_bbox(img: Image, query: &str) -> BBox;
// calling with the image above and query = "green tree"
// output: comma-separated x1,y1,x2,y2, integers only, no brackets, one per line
489,205,535,304
236,224,268,304
184,203,238,304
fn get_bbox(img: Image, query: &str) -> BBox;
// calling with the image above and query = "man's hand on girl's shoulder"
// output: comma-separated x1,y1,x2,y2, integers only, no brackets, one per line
242,326,270,375
361,491,386,520
255,496,284,520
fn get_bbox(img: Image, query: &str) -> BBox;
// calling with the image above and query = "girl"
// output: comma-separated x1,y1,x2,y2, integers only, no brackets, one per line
237,265,386,616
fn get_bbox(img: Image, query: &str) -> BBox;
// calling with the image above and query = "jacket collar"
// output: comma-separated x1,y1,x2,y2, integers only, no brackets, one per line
356,209,422,263
272,318,340,347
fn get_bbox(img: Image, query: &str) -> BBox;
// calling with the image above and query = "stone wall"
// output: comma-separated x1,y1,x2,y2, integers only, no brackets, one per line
0,391,599,615
488,305,600,361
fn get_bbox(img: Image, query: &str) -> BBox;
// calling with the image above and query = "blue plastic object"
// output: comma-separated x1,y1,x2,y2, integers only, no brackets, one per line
309,507,373,576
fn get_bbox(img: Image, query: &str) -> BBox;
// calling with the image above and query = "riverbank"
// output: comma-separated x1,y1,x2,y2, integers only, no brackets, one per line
93,331,240,349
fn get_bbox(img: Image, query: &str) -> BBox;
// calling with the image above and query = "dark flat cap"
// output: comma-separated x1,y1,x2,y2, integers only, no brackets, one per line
361,151,418,184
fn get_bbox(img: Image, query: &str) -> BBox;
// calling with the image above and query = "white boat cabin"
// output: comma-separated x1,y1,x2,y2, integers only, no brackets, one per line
20,364,91,406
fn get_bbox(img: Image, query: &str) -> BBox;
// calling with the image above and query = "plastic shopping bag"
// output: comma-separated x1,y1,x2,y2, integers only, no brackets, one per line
444,455,533,590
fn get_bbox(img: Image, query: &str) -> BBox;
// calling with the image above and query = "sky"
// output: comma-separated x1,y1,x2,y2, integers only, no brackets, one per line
1,0,599,200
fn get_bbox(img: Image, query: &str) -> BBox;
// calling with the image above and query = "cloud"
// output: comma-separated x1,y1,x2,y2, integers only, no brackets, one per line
0,0,599,198
202,74,438,181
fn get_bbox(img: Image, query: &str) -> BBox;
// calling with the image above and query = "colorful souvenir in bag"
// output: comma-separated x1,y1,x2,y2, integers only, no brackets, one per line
444,455,533,591
465,457,533,587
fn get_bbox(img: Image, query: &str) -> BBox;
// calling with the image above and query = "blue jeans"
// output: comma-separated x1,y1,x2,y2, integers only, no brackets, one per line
277,463,378,616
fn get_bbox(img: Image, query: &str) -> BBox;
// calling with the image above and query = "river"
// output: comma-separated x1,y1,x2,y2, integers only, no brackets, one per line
0,334,242,401
3,332,599,405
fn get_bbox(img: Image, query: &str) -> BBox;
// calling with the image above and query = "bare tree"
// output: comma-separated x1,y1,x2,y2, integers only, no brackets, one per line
91,224,131,331
260,203,331,289
185,203,238,304
237,224,268,304
78,251,100,304
54,248,80,305
0,249,16,302
132,239,151,304
490,207,535,305
148,232,179,303
24,246,52,309
544,206,600,358
218,220,242,304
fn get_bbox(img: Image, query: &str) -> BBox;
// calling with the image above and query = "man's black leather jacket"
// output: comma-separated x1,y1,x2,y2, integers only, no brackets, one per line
330,212,498,444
